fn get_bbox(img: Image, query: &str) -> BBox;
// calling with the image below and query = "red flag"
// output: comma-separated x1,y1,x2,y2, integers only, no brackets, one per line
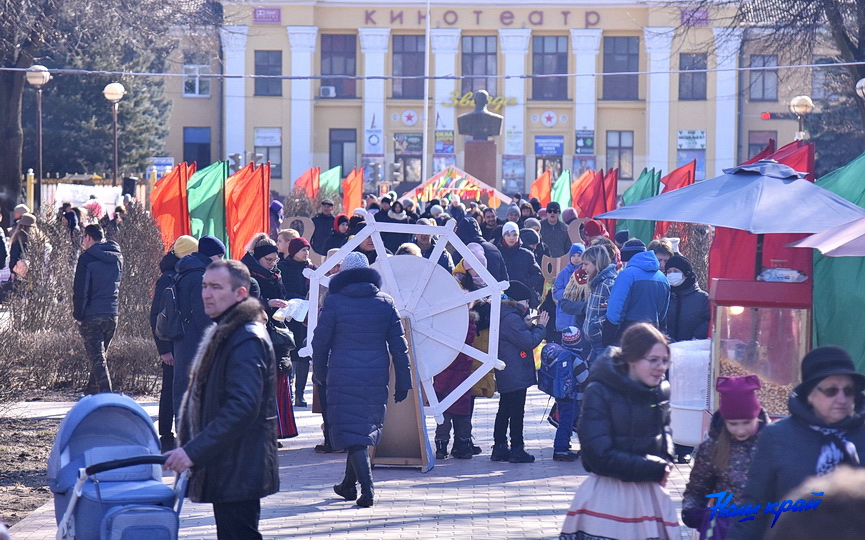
575,170,607,219
529,169,552,207
570,169,595,212
342,167,363,215
744,139,777,164
654,160,696,238
603,168,618,233
150,162,195,249
294,167,320,198
226,162,270,261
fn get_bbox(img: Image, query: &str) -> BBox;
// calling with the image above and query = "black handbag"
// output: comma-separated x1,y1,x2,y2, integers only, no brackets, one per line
267,320,296,353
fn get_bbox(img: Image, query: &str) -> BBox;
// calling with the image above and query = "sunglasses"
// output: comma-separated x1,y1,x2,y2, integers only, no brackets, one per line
815,385,858,398
548,210,560,214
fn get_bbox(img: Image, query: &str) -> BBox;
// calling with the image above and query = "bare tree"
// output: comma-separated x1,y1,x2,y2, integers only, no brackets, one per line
0,0,208,218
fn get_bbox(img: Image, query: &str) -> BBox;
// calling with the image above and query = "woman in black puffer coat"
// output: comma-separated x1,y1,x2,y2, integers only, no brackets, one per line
242,239,297,439
497,222,543,306
561,323,680,540
311,252,411,508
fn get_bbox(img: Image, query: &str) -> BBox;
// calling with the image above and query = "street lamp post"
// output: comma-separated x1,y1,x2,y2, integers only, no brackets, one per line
102,82,126,186
26,65,51,210
789,95,814,141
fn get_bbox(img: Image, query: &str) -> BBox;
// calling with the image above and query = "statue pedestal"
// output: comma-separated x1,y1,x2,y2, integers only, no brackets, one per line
463,140,497,189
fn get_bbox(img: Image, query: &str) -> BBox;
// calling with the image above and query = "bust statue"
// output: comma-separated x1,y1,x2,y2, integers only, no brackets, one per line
457,90,504,141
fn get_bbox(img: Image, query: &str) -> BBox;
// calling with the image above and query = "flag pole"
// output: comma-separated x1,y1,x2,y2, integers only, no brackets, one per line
421,0,431,185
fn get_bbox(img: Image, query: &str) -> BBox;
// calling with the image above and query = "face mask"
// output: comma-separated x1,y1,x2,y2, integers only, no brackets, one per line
667,271,685,286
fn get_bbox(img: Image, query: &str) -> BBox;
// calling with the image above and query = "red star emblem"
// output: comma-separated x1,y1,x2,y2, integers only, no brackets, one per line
406,113,414,122
544,114,554,123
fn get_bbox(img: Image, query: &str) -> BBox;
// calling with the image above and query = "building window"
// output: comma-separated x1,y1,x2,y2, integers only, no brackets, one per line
678,53,707,101
329,129,357,172
393,35,425,99
254,50,282,97
603,37,640,100
532,36,568,100
748,130,776,160
183,51,211,97
321,34,357,98
749,55,777,102
183,127,211,166
462,36,497,95
254,128,282,178
606,130,634,180
812,58,840,102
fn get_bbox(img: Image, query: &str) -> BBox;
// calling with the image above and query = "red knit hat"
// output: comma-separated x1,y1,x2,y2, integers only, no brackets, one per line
288,237,311,258
583,219,609,239
716,375,762,420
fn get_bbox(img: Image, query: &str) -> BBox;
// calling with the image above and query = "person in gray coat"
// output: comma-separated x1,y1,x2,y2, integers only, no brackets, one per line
491,281,549,463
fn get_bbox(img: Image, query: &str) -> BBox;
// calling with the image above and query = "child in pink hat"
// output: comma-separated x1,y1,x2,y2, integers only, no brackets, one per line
681,375,768,540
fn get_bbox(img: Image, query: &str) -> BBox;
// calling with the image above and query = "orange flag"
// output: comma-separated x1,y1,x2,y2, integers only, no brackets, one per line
570,169,595,212
529,169,552,207
342,167,363,215
150,162,195,249
654,161,696,238
226,162,270,261
575,169,607,219
294,167,320,198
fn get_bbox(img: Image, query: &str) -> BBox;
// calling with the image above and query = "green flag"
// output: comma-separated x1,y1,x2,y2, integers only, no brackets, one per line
551,169,572,208
319,165,342,196
616,168,659,244
188,160,230,253
814,152,865,371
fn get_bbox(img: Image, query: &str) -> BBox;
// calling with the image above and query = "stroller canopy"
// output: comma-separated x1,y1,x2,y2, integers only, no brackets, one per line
48,394,159,483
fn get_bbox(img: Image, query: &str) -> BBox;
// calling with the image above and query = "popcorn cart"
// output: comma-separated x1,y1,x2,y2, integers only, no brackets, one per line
709,279,811,417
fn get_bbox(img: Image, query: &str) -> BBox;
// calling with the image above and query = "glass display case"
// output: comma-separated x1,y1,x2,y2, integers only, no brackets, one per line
710,279,811,416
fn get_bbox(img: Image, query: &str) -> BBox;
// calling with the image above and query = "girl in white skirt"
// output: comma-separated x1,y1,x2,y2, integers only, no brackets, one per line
561,323,680,540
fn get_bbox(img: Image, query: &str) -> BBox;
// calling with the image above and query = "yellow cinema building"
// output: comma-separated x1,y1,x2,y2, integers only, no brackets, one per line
162,1,815,196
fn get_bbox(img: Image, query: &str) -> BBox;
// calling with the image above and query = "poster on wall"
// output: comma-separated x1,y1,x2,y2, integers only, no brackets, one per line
434,130,455,154
394,133,423,155
534,135,565,156
677,130,707,150
365,128,384,155
677,150,706,180
573,155,596,177
433,155,456,173
505,126,524,155
502,155,526,195
575,130,595,155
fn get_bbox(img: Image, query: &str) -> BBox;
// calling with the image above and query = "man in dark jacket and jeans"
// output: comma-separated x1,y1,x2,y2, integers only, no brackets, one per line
165,260,278,539
73,224,123,394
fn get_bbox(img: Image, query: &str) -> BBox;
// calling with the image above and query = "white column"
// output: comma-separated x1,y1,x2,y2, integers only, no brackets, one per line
714,28,743,174
359,28,391,156
499,29,531,191
287,26,318,184
219,26,248,161
431,29,461,133
570,29,602,132
644,27,673,174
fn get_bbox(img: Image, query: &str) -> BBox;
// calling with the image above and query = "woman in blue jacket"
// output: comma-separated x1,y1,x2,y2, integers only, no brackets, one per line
553,243,585,332
312,252,412,508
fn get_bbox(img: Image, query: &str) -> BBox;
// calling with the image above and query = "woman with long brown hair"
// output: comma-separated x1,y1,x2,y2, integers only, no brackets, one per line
561,323,679,540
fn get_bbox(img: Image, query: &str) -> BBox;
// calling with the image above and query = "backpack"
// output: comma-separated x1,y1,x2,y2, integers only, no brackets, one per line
156,275,185,341
538,343,586,399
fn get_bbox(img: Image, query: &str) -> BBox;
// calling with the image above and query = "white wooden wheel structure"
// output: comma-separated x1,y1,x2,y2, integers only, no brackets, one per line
299,209,508,423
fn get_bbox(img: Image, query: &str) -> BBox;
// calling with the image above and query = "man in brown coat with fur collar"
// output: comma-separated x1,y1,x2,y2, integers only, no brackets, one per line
164,259,278,539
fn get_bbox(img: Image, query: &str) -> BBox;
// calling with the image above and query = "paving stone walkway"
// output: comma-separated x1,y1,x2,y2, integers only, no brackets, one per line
9,389,695,539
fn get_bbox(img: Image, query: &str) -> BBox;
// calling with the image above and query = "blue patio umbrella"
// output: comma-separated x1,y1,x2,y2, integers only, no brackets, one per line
596,160,865,276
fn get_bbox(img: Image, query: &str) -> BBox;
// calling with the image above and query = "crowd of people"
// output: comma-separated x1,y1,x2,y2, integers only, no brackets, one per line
5,189,863,539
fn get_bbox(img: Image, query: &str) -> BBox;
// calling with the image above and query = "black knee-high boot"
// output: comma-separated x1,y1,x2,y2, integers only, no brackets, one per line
333,455,357,500
349,447,374,507
294,359,310,406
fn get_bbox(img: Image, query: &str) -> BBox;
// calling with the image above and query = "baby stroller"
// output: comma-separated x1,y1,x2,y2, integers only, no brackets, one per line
48,394,186,540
